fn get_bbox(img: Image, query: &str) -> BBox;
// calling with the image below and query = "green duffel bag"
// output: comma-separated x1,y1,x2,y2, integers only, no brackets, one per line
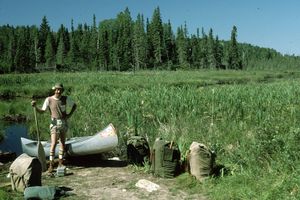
151,138,181,178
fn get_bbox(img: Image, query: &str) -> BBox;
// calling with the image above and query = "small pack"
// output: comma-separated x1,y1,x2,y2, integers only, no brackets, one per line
127,136,150,166
9,153,42,192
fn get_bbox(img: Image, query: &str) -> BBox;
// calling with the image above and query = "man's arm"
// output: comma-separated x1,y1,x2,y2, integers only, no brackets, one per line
31,100,47,113
67,103,77,119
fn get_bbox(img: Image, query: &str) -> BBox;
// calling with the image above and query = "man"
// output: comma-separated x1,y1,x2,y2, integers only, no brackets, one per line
31,83,77,173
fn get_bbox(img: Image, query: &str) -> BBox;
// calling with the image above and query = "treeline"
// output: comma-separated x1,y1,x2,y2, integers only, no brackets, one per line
0,7,299,73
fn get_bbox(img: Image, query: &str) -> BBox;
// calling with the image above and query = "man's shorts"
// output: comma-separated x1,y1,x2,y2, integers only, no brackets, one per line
50,119,68,135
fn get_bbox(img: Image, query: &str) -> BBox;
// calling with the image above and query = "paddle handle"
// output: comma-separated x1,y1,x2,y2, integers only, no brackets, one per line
33,107,40,141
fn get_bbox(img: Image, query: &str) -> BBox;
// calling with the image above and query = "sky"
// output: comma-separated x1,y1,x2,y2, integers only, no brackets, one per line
1,0,300,56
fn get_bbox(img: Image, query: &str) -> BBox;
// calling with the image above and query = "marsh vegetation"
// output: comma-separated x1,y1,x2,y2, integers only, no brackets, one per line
1,70,300,199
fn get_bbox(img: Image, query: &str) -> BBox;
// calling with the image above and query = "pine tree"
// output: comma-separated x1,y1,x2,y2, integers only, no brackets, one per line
73,23,85,67
207,28,217,69
215,36,224,69
133,13,147,71
28,26,37,72
189,34,200,69
14,26,33,72
90,14,99,70
38,16,50,64
67,20,80,68
116,7,133,71
200,28,209,68
98,18,119,71
56,33,67,67
146,18,154,68
163,20,176,69
149,7,164,68
176,26,188,69
6,33,15,73
44,32,56,67
32,27,40,70
228,25,242,69
0,25,16,73
56,24,70,53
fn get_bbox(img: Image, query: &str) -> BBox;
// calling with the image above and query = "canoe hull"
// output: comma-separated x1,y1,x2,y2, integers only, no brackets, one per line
21,123,118,158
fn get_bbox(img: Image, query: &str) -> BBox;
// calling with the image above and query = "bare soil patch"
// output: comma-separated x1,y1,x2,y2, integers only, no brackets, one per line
45,156,207,200
1,155,208,200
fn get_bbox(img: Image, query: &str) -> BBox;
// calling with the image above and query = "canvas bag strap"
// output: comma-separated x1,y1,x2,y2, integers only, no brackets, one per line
10,172,17,191
10,171,26,191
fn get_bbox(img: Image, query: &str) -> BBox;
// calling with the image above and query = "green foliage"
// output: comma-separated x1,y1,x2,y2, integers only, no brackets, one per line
0,188,22,200
174,173,205,194
0,189,12,200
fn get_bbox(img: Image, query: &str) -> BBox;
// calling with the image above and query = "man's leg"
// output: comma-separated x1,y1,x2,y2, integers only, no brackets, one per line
48,132,58,173
58,132,66,166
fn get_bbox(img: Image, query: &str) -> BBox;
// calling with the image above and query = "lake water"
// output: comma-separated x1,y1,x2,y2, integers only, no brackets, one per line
0,123,28,156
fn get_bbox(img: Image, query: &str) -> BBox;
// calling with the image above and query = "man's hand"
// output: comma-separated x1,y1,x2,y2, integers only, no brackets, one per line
31,100,36,107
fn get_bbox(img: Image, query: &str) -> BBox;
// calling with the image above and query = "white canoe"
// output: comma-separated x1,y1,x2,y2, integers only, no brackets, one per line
21,123,118,157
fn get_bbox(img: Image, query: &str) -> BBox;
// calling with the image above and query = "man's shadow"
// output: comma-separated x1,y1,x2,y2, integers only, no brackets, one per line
65,153,128,168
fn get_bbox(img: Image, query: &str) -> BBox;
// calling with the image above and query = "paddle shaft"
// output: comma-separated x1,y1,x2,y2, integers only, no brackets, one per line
33,106,47,171
33,107,40,141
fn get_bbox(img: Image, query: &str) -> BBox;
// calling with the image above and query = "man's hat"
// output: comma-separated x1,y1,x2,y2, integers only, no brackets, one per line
52,83,64,91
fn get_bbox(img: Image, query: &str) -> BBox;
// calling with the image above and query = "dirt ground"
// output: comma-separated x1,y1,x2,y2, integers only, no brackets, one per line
1,155,207,200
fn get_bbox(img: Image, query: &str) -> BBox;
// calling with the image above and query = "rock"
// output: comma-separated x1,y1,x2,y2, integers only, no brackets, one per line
135,179,160,192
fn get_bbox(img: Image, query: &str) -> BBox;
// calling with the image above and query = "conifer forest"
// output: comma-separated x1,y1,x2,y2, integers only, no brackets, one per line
0,7,300,74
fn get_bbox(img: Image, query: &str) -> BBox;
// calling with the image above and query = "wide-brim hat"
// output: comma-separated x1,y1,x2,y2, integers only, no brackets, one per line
52,83,64,91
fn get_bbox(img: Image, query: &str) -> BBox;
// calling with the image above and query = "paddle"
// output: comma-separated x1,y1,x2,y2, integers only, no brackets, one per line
33,107,47,172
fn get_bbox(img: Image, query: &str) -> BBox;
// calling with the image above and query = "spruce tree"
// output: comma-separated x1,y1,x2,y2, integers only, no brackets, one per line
14,26,35,72
116,7,133,71
28,26,37,72
176,26,188,69
207,28,216,69
200,28,209,68
38,16,50,64
98,20,111,70
90,14,99,70
149,7,164,68
215,36,224,69
133,13,147,70
56,33,67,67
67,20,80,68
189,34,200,69
146,18,154,68
163,20,176,68
0,25,16,73
228,25,242,69
44,32,56,67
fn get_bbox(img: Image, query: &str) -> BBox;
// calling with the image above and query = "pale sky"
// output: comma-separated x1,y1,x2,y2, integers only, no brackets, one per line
1,0,300,55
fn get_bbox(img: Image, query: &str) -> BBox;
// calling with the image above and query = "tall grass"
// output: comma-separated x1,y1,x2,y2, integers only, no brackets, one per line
1,70,300,199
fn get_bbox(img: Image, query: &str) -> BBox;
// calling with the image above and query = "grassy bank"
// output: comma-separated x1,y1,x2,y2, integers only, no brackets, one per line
1,70,300,199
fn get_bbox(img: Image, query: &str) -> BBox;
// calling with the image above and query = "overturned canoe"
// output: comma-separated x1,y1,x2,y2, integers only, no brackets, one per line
21,123,118,158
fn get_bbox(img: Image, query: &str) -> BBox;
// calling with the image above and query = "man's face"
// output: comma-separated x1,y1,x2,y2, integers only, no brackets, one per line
55,88,63,96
